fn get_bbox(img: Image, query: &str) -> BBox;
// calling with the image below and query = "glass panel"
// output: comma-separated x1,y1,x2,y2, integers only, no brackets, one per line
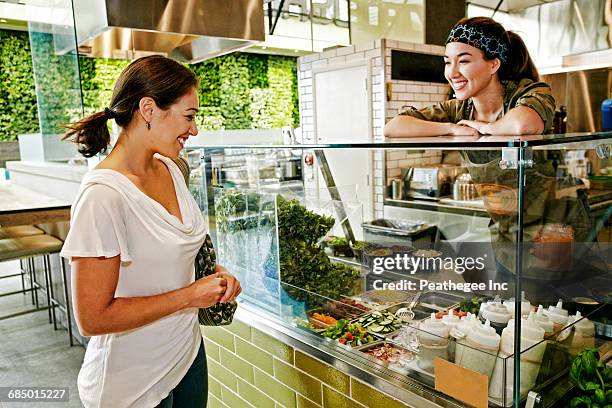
524,141,612,407
186,135,610,407
188,143,529,407
27,0,83,160
186,131,612,149
213,188,281,315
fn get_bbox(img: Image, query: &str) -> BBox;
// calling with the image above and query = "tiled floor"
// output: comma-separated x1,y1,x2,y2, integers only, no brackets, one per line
0,260,84,408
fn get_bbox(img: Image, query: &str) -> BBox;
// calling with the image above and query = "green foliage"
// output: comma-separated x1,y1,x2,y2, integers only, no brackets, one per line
249,88,275,129
247,54,269,88
276,195,361,304
218,54,252,129
214,192,361,306
570,347,612,407
78,57,129,116
196,107,225,131
0,29,299,139
28,31,82,135
267,56,298,128
0,30,39,141
191,59,221,109
191,52,299,130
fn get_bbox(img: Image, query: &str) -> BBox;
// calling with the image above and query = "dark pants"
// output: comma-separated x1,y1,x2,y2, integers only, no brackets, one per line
156,340,207,408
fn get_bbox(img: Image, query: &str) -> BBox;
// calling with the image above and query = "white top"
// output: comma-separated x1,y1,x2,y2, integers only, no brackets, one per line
60,154,207,408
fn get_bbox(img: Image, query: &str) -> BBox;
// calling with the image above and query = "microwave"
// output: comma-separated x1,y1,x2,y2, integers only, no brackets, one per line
406,165,464,199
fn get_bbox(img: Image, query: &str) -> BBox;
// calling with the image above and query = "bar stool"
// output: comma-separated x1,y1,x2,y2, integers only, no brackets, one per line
0,225,45,301
0,235,63,327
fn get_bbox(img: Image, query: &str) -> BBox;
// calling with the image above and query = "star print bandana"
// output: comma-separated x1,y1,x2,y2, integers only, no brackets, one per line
446,24,509,64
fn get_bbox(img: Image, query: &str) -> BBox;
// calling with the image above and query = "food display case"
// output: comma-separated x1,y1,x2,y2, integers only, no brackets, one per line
185,132,612,408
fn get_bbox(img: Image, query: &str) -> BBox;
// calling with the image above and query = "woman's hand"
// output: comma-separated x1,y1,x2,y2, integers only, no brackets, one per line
215,264,242,303
188,273,228,308
450,122,482,136
456,120,491,135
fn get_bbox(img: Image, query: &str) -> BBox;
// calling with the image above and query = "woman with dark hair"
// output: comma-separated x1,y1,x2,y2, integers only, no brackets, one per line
61,55,241,407
384,18,597,296
384,16,555,137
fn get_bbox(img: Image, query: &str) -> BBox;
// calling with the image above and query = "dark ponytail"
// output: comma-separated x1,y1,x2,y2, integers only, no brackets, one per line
63,111,112,158
500,31,539,82
63,55,197,158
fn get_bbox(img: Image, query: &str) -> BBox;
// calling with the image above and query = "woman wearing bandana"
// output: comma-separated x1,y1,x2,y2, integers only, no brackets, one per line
384,16,555,137
384,17,598,299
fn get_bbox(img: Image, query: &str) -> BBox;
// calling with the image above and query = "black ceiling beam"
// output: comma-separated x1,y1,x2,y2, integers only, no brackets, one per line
491,0,505,17
270,0,286,35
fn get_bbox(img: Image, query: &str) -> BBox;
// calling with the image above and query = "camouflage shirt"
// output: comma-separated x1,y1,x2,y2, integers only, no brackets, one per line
398,78,556,134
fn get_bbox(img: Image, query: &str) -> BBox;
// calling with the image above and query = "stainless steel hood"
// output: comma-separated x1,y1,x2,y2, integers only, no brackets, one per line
72,0,265,63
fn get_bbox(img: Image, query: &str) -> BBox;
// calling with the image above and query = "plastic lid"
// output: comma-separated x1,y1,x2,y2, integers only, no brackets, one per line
557,315,575,341
482,302,512,324
419,313,450,339
442,308,461,326
467,319,500,349
573,311,595,333
506,313,545,341
503,312,545,349
534,305,554,333
479,295,501,317
503,291,532,317
546,299,569,324
455,313,479,336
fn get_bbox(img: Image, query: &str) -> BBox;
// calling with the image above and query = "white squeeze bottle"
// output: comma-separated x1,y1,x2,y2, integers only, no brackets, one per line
546,299,569,332
418,313,450,373
573,311,595,346
503,291,533,318
534,305,554,338
441,309,461,361
451,313,479,364
457,319,500,379
489,313,546,402
478,295,501,319
481,301,512,335
570,311,595,352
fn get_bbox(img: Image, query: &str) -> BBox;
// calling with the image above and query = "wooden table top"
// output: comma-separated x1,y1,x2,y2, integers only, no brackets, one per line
0,183,72,227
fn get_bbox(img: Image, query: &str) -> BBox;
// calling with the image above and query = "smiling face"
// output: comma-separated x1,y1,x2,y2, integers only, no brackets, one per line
444,42,500,100
150,87,199,158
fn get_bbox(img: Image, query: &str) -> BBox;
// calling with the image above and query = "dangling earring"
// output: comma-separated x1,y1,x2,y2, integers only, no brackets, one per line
146,121,151,130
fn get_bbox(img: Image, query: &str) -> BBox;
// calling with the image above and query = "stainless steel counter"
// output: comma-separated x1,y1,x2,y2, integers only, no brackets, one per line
385,198,489,218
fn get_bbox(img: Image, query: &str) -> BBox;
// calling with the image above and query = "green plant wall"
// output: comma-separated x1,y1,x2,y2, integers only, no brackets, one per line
0,30,39,141
0,29,299,140
77,52,299,131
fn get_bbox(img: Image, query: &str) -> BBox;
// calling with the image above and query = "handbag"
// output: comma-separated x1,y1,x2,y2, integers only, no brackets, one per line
172,157,237,326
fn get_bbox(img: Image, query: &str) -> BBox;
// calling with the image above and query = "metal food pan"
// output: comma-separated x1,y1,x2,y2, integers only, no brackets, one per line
360,289,415,305
383,302,438,314
363,219,434,237
350,311,406,337
418,291,464,310
354,341,418,371
594,321,612,339
306,309,343,330
326,299,371,320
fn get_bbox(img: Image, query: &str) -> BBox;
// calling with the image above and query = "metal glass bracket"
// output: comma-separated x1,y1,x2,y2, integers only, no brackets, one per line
499,147,534,170
525,391,542,408
596,144,611,159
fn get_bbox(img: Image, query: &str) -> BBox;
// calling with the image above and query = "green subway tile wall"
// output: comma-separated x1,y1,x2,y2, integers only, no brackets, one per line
200,322,415,408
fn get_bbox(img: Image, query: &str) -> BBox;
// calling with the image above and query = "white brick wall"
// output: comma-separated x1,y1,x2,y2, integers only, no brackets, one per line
297,39,449,219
